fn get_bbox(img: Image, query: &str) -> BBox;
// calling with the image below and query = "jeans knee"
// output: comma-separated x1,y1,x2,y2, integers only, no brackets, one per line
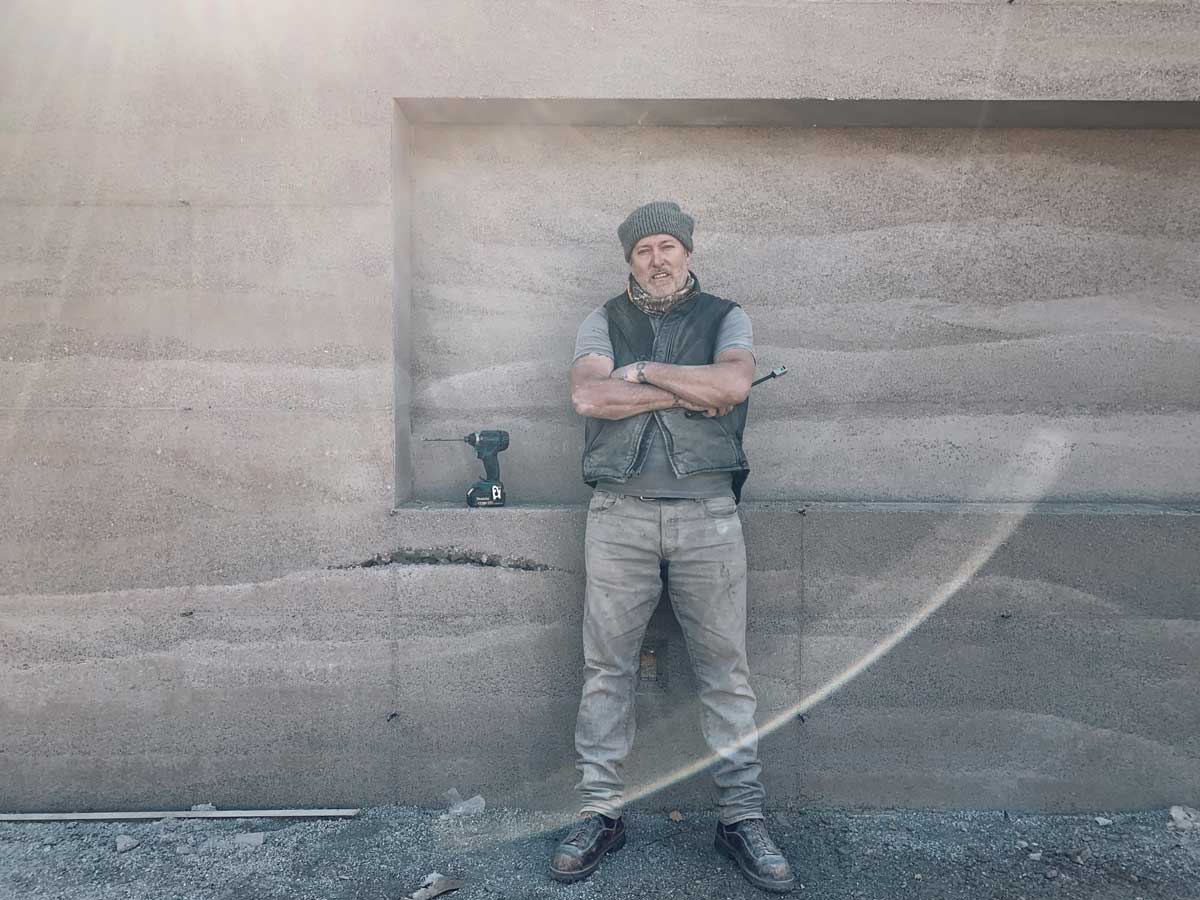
583,658,638,685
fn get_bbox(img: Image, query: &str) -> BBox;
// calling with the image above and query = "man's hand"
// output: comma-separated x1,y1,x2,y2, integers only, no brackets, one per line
688,403,736,418
670,394,733,418
610,362,644,384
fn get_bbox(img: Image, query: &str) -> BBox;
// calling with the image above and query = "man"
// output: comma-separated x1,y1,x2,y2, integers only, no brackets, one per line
548,201,795,894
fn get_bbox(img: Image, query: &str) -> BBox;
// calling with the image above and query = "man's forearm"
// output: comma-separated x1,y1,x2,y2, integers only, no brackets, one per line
640,362,746,408
573,379,680,421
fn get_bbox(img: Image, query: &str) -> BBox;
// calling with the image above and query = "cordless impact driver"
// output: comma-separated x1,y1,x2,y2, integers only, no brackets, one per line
424,430,510,507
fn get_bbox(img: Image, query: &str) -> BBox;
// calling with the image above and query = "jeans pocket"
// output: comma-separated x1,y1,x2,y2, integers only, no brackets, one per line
703,496,738,518
588,490,619,514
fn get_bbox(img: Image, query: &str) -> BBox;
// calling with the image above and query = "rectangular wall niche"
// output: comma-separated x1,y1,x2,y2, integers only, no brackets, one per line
391,98,1200,507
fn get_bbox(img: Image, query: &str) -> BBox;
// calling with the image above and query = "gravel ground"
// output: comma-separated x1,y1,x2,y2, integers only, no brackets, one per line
2,805,1198,900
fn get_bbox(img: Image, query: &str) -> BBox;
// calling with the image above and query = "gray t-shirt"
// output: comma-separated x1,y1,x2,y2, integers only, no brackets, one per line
572,303,754,499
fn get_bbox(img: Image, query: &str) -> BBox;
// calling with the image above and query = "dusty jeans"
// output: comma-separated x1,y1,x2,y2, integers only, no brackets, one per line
574,490,766,825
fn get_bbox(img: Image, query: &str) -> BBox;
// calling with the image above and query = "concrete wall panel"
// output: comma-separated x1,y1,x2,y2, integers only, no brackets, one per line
0,566,587,811
0,112,395,597
0,409,395,595
794,505,1200,808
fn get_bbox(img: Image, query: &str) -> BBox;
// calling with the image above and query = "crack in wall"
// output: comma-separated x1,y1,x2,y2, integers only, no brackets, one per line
330,546,552,572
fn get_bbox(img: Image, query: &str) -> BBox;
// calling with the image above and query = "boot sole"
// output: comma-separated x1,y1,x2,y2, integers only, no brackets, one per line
548,831,627,883
715,832,796,894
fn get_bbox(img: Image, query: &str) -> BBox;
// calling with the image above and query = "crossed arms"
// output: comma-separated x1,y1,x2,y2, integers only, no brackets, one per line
569,350,755,421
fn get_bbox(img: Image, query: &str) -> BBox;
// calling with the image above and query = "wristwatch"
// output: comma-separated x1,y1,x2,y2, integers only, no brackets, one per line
635,361,648,383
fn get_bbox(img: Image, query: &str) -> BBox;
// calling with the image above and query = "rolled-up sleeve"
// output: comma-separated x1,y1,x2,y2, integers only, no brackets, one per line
715,306,754,361
572,308,614,364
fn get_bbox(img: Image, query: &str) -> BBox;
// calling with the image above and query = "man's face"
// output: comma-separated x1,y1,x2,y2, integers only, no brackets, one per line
629,234,691,298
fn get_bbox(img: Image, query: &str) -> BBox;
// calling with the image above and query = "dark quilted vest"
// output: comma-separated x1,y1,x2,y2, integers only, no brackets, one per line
581,287,751,502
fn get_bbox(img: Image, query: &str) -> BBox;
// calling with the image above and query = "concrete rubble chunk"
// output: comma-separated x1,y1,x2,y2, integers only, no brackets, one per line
442,787,463,808
1095,817,1114,826
406,872,464,900
115,835,140,853
1169,806,1199,831
446,795,485,817
190,803,217,812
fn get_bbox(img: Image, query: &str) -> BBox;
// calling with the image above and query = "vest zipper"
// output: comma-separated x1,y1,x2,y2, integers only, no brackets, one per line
651,313,684,478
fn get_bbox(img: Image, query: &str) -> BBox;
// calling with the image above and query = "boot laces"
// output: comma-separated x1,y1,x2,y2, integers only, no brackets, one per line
738,819,779,856
564,817,603,848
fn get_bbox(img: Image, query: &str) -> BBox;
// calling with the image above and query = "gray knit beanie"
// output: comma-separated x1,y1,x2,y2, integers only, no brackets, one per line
618,201,694,261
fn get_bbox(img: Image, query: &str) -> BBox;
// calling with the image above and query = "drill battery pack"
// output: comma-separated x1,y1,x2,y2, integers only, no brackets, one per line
467,480,506,508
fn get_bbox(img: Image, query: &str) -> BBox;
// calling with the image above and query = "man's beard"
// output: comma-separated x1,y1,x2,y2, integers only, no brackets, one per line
642,268,686,298
627,271,697,317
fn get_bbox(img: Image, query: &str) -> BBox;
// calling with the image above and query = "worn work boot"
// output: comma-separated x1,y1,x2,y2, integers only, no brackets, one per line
715,818,796,893
548,814,627,883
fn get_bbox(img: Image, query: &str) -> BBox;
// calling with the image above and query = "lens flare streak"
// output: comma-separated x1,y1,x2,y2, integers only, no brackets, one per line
620,429,1071,807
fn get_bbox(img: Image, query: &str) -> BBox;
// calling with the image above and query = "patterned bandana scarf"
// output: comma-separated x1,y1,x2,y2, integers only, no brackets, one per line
626,271,697,318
